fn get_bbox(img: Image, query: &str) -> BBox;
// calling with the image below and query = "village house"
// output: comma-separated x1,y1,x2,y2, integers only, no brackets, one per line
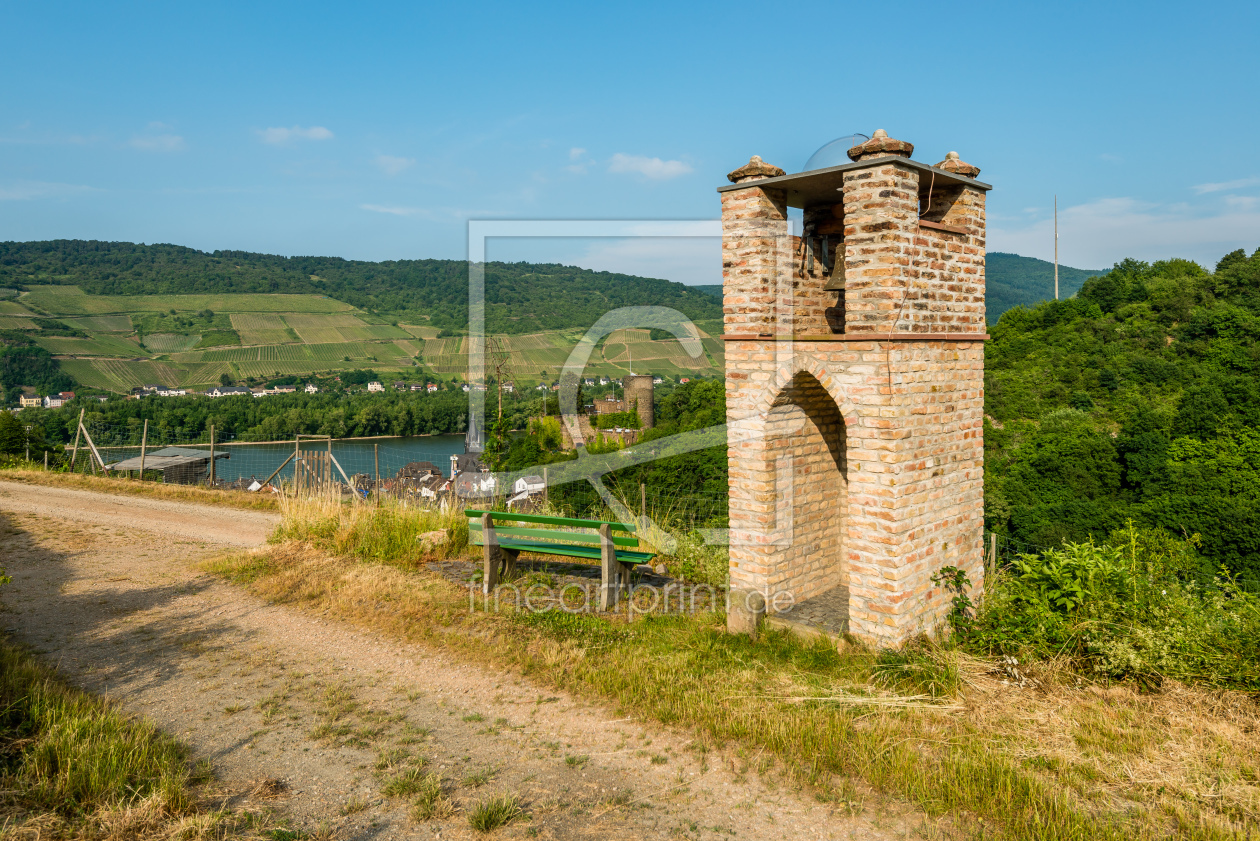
19,394,41,408
367,381,384,392
207,386,251,398
502,381,515,393
426,383,438,393
304,383,319,394
393,381,407,390
42,391,76,409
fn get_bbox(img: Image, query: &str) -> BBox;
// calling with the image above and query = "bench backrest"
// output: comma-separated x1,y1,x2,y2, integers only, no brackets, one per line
464,509,640,548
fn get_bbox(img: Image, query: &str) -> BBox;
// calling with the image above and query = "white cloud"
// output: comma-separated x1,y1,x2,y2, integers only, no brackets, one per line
373,154,415,176
146,121,174,131
360,203,421,216
128,133,185,152
0,180,96,200
608,153,692,180
990,195,1260,269
1224,195,1260,211
1192,176,1260,194
569,147,586,161
259,125,334,144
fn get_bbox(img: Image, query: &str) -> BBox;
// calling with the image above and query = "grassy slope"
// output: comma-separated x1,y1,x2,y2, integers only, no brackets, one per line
0,636,204,837
203,496,1260,841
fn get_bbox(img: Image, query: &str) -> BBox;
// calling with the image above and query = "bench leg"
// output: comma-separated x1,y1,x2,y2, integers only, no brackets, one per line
621,561,637,599
599,523,618,611
482,542,499,595
502,549,519,582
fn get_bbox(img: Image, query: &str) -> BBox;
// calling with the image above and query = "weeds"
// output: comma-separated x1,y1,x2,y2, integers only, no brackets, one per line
0,638,199,833
382,765,431,797
968,524,1260,688
468,794,522,833
409,773,454,821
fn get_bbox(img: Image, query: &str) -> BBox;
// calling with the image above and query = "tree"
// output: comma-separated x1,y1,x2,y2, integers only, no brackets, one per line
0,412,25,455
219,373,233,387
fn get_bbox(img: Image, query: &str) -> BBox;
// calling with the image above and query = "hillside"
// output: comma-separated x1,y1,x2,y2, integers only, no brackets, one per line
0,240,722,335
0,240,726,396
986,252,1103,321
985,247,1260,583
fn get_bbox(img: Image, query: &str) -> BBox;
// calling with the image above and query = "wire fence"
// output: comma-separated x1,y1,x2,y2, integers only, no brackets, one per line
30,417,733,528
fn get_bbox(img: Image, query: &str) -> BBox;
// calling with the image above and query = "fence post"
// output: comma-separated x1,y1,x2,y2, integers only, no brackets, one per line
990,532,998,576
293,435,300,497
138,419,148,481
43,451,47,471
543,466,548,503
374,443,380,507
640,483,646,517
69,408,84,472
209,424,216,486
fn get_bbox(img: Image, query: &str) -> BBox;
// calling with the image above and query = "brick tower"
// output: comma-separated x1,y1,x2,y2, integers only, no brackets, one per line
719,133,989,645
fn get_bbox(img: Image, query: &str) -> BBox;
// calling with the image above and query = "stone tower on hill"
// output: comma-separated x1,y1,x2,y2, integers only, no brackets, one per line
719,132,989,645
622,374,654,429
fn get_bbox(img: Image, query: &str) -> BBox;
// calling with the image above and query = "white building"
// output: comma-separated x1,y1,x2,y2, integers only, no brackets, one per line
514,475,545,495
367,381,384,392
207,386,251,398
304,383,319,393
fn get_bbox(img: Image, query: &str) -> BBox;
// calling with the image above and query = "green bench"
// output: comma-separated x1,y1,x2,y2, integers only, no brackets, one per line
466,509,655,610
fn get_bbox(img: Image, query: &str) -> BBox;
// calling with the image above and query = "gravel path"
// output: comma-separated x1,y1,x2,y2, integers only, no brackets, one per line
0,482,923,840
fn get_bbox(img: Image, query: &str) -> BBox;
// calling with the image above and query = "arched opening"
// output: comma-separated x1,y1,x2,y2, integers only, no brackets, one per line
763,371,848,631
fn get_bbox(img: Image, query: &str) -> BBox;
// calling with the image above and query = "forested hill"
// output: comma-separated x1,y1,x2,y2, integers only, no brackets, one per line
0,240,721,334
986,252,1102,321
985,247,1260,584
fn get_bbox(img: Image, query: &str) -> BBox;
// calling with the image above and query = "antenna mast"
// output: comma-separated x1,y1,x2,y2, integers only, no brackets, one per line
1054,195,1059,301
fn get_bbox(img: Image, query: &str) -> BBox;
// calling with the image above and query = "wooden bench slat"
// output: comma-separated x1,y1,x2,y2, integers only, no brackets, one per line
481,538,655,564
468,522,639,547
464,508,636,533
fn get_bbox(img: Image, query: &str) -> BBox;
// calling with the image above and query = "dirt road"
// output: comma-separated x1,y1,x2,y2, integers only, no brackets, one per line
0,481,923,840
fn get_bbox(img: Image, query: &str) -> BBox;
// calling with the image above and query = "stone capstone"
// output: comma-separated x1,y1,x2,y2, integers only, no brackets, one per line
934,151,981,178
727,156,786,184
847,129,914,161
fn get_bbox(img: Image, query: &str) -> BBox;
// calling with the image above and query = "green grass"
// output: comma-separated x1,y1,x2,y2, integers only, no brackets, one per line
34,333,149,357
194,329,241,348
64,314,133,332
467,794,522,833
0,637,198,830
0,314,37,329
142,332,201,353
20,286,354,315
409,773,452,820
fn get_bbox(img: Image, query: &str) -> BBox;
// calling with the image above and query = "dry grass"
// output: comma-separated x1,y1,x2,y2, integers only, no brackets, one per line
0,466,280,511
201,514,1260,841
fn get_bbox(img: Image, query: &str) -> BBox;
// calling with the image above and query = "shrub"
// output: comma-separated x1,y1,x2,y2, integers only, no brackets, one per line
967,523,1260,689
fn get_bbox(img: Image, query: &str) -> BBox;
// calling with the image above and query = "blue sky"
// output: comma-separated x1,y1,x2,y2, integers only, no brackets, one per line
2,0,1258,285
